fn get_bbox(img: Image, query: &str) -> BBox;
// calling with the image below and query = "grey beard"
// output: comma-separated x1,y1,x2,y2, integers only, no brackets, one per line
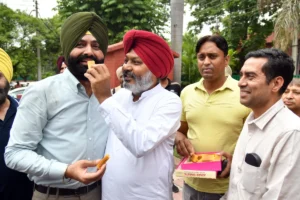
123,70,154,95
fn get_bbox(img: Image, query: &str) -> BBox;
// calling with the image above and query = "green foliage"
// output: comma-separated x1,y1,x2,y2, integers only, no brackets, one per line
56,0,170,43
55,0,102,19
0,4,16,49
186,0,275,69
1,0,170,80
0,4,39,80
39,15,63,76
0,3,62,81
228,49,239,74
42,71,56,79
181,32,200,88
270,0,300,51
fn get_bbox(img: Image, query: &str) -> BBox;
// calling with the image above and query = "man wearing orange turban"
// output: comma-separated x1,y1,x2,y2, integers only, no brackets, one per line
122,30,174,78
85,30,182,200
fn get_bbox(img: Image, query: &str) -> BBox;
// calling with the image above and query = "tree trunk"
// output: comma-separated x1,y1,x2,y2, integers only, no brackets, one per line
292,29,298,75
171,0,184,83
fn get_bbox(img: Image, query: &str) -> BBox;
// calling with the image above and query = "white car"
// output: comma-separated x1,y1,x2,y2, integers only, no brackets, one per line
8,87,28,100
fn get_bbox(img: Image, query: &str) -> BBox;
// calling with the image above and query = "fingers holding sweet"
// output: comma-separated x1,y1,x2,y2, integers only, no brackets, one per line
84,64,111,103
82,164,107,184
64,159,107,185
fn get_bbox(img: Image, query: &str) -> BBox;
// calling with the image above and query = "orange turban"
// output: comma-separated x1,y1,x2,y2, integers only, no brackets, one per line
123,30,174,78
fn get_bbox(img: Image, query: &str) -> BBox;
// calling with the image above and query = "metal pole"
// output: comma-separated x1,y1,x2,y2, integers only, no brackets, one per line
292,30,298,75
171,0,184,83
35,0,42,80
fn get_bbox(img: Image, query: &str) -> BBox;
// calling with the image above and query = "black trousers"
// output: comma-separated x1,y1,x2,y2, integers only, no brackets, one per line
0,182,33,200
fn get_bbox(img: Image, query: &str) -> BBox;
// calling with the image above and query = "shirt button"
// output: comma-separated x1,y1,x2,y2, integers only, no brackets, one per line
238,167,242,173
88,118,91,121
89,138,92,141
88,158,90,160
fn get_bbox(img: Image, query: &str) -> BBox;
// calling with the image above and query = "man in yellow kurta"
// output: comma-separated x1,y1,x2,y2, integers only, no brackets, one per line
175,35,250,200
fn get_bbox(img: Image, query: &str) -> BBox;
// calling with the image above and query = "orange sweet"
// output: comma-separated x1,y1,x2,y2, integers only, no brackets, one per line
87,60,95,69
97,154,110,169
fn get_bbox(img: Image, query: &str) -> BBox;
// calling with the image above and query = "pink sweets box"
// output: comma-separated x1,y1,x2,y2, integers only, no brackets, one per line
175,152,222,179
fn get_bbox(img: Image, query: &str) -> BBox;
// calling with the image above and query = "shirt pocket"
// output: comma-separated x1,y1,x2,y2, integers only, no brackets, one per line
240,162,261,194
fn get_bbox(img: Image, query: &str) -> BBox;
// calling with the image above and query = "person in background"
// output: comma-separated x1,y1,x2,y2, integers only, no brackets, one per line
0,48,33,200
57,55,67,74
111,66,123,94
160,76,181,97
14,81,21,88
5,12,109,200
175,35,250,200
223,48,300,200
282,78,300,117
84,29,182,200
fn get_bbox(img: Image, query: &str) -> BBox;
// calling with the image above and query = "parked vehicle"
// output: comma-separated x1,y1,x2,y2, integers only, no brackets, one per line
8,87,28,101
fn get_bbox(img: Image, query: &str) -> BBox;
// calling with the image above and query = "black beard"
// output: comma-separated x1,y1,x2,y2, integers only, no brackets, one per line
0,80,10,105
67,54,104,81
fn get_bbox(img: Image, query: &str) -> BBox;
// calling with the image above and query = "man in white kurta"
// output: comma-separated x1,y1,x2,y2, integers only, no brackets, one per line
100,85,181,200
222,48,300,200
84,30,182,200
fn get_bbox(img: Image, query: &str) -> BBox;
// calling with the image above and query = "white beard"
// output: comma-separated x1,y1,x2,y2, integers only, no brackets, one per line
123,70,155,95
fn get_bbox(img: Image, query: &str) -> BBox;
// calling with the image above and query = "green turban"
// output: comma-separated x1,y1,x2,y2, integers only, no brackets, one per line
60,12,108,62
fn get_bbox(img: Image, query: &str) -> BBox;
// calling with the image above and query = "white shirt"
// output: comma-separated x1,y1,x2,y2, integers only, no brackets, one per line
99,84,182,200
224,100,300,200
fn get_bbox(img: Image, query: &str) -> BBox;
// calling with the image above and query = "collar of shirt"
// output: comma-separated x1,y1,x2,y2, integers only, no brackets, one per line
62,68,82,94
8,95,18,109
133,83,163,102
247,99,284,130
195,75,235,93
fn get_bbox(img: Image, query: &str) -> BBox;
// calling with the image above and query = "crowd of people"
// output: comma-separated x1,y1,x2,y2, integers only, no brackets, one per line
1,11,300,200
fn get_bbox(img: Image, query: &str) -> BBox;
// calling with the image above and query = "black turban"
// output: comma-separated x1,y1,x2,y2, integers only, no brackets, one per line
60,12,108,62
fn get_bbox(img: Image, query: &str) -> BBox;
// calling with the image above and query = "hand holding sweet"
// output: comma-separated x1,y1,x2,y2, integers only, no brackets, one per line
64,159,106,185
84,64,112,104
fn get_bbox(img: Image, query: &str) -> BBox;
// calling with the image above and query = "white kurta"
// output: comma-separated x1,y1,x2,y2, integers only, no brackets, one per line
99,84,182,200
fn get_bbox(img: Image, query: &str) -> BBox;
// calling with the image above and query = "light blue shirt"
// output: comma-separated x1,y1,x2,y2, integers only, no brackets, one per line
5,69,109,189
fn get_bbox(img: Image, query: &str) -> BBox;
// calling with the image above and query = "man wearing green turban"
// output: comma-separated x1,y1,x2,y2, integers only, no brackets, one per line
5,12,109,200
61,11,109,81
